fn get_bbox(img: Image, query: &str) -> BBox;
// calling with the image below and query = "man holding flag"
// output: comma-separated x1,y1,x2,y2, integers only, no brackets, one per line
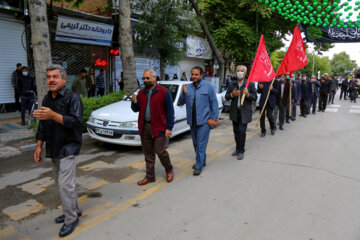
225,65,257,160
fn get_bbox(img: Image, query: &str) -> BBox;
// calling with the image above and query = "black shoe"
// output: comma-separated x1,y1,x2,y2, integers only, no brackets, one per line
192,163,206,169
59,218,79,237
231,150,239,156
322,110,325,112
55,212,82,224
193,169,201,176
318,109,321,112
312,111,316,114
286,120,290,124
260,132,266,137
303,115,307,118
279,126,284,130
237,153,244,160
291,117,296,121
271,129,275,135
21,122,26,126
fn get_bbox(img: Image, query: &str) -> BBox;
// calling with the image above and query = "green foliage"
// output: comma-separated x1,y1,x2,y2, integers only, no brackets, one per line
299,51,332,76
313,42,334,55
200,0,295,62
270,50,286,71
132,0,196,66
330,51,358,76
81,91,126,132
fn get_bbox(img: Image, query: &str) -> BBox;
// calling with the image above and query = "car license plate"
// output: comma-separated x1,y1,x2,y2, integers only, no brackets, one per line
95,128,114,136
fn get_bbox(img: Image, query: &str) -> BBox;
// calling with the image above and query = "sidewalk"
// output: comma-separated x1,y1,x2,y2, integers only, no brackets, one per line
0,112,34,158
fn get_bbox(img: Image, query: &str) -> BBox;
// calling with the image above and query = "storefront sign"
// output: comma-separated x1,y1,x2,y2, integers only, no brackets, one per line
186,36,212,59
56,16,114,46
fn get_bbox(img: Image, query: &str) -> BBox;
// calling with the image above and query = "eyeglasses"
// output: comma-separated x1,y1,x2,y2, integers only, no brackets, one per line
142,77,151,80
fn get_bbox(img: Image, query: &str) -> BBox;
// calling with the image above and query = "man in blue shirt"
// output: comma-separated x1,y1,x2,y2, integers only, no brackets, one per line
178,66,219,176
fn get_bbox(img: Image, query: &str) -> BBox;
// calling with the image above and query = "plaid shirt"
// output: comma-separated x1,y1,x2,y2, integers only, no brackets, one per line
95,74,105,88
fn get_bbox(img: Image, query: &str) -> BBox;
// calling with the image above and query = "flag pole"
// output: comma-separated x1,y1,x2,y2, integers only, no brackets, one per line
289,73,293,116
255,78,276,127
240,89,247,106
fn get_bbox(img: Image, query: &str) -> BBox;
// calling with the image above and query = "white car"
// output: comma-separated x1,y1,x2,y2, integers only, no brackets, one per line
86,81,224,146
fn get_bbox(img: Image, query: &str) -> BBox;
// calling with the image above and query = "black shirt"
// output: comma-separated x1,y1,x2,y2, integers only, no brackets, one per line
36,87,84,159
17,75,36,96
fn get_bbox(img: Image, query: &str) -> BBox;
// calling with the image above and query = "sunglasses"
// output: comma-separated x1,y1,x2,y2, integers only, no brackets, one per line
142,77,151,80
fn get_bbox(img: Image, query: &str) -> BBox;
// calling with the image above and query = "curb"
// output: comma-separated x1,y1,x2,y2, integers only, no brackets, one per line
0,135,33,145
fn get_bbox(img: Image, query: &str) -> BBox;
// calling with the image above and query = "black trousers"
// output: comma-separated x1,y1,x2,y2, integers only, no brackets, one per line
278,101,287,127
14,89,21,111
260,104,275,133
232,109,248,154
300,98,308,116
319,93,328,110
97,88,104,97
328,90,336,103
87,85,95,97
20,95,34,124
340,88,347,100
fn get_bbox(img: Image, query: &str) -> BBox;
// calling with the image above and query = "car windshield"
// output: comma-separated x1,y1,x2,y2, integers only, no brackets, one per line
123,84,179,103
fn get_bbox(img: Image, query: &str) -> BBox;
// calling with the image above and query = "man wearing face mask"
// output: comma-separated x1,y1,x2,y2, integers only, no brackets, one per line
11,63,22,112
178,66,219,175
17,66,36,125
299,74,308,117
318,73,331,112
274,74,290,130
131,69,175,185
305,75,321,114
225,65,257,160
286,74,301,122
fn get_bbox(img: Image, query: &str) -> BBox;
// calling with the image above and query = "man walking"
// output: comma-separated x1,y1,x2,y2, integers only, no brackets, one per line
305,75,321,115
178,66,219,175
131,69,175,185
299,74,308,118
257,80,278,137
11,63,22,112
17,66,36,125
287,74,301,121
95,69,105,97
225,65,257,159
328,75,338,104
71,69,87,97
340,78,349,100
274,74,290,130
33,65,83,238
318,73,331,112
86,67,96,97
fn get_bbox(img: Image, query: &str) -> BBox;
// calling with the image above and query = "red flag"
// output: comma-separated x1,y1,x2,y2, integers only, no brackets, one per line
245,35,276,88
276,26,308,76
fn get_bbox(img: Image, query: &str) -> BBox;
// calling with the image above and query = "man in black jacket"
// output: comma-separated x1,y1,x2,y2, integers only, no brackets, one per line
225,65,257,160
17,66,36,125
11,63,22,112
340,78,349,100
33,65,83,238
274,74,290,131
318,73,331,112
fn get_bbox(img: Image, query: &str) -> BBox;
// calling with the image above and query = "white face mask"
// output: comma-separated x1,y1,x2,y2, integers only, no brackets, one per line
236,71,245,80
22,72,28,76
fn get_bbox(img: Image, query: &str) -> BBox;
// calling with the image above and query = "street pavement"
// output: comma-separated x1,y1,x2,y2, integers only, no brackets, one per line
1,93,360,240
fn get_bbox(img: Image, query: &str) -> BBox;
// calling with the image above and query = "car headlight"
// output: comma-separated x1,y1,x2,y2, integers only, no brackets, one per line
89,115,95,124
119,121,138,128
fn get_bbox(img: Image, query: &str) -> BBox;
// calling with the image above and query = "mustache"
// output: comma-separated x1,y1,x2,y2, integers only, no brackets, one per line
49,82,56,85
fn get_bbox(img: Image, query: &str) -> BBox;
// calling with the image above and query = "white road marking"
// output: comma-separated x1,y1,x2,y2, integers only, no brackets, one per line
350,105,360,109
327,105,341,108
325,108,339,113
349,109,360,114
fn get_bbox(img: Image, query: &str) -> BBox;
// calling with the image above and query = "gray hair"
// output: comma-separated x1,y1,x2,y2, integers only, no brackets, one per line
236,65,247,73
144,68,157,77
46,64,67,78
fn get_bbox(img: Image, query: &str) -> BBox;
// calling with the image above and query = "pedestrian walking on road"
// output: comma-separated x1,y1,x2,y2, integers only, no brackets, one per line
274,74,290,130
318,73,331,112
86,67,96,97
305,75,320,115
178,66,219,175
33,65,84,238
340,78,349,100
299,74,308,117
225,65,256,159
350,80,359,103
71,69,87,97
95,69,105,97
287,74,301,121
131,69,175,185
328,75,338,104
11,63,22,112
180,72,188,81
257,80,278,137
17,66,36,125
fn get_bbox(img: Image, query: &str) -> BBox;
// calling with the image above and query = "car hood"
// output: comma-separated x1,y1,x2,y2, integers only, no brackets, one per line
91,100,138,122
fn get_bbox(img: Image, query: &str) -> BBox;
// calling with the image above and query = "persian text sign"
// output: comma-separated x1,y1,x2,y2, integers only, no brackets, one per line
55,16,114,46
304,25,360,43
186,36,212,59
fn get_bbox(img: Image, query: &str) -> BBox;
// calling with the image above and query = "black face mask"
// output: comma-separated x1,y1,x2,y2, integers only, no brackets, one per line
193,78,201,85
144,81,153,89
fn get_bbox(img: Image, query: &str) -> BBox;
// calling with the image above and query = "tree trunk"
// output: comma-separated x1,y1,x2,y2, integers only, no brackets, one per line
28,0,52,107
119,0,137,92
160,54,165,80
188,0,225,86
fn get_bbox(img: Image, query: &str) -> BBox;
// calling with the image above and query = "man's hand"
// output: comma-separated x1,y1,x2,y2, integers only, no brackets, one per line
132,93,137,104
165,130,172,137
182,84,187,94
269,85,273,91
292,99,295,103
34,146,42,164
232,88,240,97
299,98,301,101
243,88,249,97
33,107,55,121
259,83,264,89
328,93,330,96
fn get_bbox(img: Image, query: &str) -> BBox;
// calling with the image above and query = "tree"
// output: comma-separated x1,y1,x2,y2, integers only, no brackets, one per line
298,52,332,77
188,0,225,83
270,50,286,72
330,52,357,76
132,0,195,80
28,0,52,107
119,0,137,91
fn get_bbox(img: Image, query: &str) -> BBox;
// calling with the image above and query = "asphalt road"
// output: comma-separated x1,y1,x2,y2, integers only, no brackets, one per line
1,93,360,240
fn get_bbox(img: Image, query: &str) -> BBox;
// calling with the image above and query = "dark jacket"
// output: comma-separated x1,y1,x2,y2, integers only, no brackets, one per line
341,79,349,90
225,79,257,124
305,80,321,99
329,79,338,91
131,84,174,138
11,70,21,89
292,79,301,103
275,80,290,106
86,74,95,89
320,79,331,95
257,81,278,109
36,87,84,159
17,75,36,97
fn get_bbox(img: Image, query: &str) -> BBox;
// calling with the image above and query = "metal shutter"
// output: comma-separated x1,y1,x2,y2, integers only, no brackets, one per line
0,13,27,104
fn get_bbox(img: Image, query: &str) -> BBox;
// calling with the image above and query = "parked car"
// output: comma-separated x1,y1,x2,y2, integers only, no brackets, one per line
220,81,260,111
86,81,224,146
